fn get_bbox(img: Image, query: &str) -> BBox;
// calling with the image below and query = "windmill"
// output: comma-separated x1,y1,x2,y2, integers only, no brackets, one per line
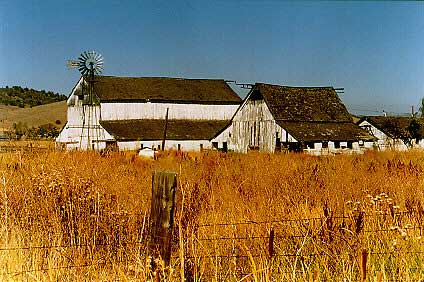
67,51,104,150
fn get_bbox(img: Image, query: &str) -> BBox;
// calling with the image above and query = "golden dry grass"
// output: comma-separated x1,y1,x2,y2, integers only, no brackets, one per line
0,101,67,131
0,147,424,281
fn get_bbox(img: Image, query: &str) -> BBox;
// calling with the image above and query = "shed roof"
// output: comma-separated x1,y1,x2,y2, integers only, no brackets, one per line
100,119,230,141
91,76,242,104
253,83,352,122
358,116,424,139
278,121,374,142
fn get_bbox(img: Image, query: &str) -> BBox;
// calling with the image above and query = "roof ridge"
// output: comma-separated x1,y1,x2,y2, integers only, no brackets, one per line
256,82,334,89
97,75,225,81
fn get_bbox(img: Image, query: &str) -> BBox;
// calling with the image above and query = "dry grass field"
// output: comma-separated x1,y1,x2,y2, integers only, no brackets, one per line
0,145,424,281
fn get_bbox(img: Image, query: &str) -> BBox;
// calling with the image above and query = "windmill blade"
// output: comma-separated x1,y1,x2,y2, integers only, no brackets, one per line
69,50,104,76
80,51,89,61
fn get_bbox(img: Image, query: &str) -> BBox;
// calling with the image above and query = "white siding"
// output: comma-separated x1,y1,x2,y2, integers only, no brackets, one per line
101,103,238,121
117,140,212,151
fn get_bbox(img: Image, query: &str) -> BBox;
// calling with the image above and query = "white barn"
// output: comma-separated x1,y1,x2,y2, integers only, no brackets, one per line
215,83,374,154
358,116,424,150
56,76,241,151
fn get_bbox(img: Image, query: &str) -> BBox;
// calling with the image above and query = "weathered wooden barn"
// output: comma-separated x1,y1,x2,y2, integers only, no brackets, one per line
216,83,374,154
56,76,241,151
358,116,424,150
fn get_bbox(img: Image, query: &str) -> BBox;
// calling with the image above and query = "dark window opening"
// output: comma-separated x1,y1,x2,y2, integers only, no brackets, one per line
140,143,144,149
347,141,353,149
158,144,161,150
253,122,256,147
305,142,314,149
322,142,328,149
212,142,218,149
200,144,203,151
334,141,340,149
223,142,228,152
177,144,181,151
282,142,302,152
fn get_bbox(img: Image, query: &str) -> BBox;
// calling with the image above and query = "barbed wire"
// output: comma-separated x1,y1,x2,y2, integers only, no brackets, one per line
196,211,421,228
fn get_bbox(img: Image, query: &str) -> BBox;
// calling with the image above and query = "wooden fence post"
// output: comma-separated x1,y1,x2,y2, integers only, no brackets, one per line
359,248,367,282
268,228,275,280
149,171,178,271
268,228,274,259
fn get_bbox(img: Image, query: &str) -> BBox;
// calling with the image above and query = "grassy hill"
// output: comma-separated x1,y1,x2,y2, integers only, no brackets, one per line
0,101,67,131
0,86,67,108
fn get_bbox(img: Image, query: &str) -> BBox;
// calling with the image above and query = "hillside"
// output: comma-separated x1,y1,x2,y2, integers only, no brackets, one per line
0,101,67,131
0,86,67,108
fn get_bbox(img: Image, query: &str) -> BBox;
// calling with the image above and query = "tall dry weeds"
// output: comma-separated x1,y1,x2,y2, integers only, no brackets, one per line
0,149,423,280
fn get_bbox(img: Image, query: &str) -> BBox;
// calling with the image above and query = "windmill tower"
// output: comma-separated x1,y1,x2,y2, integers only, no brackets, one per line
67,51,104,150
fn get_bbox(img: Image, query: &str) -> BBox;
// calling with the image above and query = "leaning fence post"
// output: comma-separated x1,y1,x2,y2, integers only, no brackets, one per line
148,171,178,274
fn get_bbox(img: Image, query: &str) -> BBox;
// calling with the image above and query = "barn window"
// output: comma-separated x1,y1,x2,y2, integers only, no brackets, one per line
158,144,161,150
347,141,353,149
200,144,203,151
140,143,144,149
334,141,340,149
212,142,218,149
322,142,328,149
177,144,181,151
223,142,228,152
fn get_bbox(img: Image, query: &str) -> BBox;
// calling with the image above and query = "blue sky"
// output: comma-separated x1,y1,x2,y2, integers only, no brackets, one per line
1,1,423,116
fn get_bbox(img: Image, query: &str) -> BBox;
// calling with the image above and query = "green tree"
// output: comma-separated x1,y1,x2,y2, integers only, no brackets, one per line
420,97,424,117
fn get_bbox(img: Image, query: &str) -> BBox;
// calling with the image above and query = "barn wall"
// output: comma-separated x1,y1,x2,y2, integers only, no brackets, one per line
56,120,114,151
117,140,212,151
101,103,239,121
230,99,296,153
211,125,233,151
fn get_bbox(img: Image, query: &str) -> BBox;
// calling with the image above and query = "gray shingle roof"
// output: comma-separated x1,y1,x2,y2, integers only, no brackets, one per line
92,76,242,104
100,119,231,141
254,83,352,122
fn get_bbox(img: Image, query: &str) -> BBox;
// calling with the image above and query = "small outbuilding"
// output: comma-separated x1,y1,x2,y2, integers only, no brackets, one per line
357,116,424,150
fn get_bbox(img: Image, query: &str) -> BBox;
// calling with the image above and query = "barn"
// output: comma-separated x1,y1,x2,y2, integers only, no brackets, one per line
216,83,374,154
56,76,242,151
357,116,424,150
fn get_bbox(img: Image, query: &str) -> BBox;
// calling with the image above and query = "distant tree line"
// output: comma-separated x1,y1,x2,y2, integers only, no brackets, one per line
6,122,60,140
0,85,67,108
